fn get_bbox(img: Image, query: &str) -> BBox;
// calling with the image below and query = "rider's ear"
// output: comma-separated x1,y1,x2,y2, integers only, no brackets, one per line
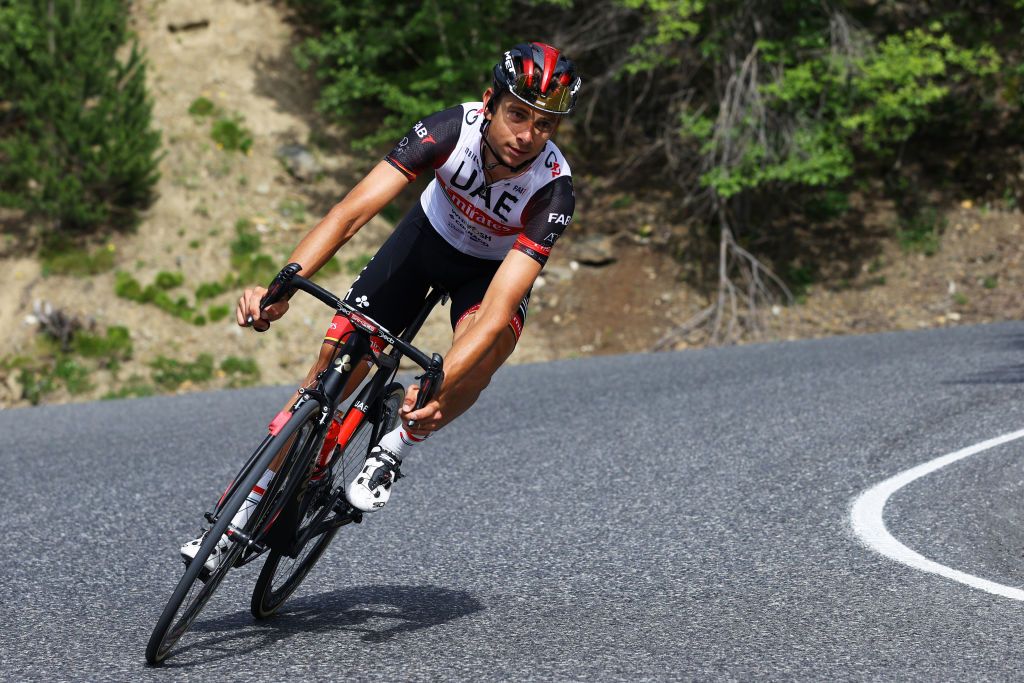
482,88,495,119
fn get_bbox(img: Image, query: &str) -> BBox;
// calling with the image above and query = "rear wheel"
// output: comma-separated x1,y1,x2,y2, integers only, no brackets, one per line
145,399,322,665
250,382,405,619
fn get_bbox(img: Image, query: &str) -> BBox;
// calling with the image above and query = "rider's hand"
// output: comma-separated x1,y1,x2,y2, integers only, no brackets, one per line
400,384,442,434
236,286,290,332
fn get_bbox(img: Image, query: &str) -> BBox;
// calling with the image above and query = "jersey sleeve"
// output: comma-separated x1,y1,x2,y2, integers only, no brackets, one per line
512,176,575,267
384,105,463,181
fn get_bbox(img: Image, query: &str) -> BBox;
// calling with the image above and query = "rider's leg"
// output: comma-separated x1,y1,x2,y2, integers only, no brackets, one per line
348,313,518,513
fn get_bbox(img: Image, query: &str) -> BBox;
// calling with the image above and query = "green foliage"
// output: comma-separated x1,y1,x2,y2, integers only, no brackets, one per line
290,0,562,148
188,96,215,117
149,354,215,390
207,304,231,322
115,271,196,321
983,275,998,289
102,377,156,400
618,0,704,73
0,0,161,235
897,207,945,256
40,241,117,277
196,280,229,301
72,325,133,362
17,365,55,405
220,356,261,386
230,219,278,285
154,270,184,290
54,357,91,394
211,114,253,153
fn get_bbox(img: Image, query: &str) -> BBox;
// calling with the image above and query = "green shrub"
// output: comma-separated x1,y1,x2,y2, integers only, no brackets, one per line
221,356,261,386
0,0,161,236
55,357,91,394
72,325,133,361
114,271,144,301
211,115,253,153
40,242,117,277
188,96,215,117
150,354,215,390
195,280,229,301
983,276,998,289
154,270,184,290
102,379,156,400
18,367,55,405
207,304,231,322
897,208,945,256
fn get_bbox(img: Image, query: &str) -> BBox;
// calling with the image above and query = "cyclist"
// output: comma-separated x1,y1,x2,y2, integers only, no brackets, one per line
181,42,581,570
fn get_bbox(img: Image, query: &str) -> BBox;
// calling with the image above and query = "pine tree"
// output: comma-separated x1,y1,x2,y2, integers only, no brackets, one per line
0,0,161,237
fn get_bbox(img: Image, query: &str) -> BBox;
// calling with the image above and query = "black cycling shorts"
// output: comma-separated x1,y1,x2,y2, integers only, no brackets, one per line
332,202,530,344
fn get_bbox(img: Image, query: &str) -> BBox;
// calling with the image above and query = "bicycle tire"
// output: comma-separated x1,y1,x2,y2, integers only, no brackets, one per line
250,382,405,619
145,399,322,665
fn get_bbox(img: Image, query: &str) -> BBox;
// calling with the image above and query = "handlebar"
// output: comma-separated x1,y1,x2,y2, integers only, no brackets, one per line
257,264,444,382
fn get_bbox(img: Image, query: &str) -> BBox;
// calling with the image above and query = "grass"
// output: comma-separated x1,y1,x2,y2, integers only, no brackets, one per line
211,115,253,154
897,207,945,256
221,356,261,387
150,354,215,390
72,326,133,362
40,242,117,277
188,96,215,117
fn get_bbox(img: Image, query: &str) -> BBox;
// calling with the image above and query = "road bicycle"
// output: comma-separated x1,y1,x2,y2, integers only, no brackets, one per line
145,263,445,665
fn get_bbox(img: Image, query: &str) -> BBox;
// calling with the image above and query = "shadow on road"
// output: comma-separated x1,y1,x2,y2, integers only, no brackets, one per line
161,584,484,668
948,333,1024,385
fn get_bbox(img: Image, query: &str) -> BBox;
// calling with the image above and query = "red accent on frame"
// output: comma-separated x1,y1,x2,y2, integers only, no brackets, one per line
325,315,385,354
216,479,234,508
252,485,266,496
268,410,290,435
535,42,560,94
335,406,366,450
515,234,551,256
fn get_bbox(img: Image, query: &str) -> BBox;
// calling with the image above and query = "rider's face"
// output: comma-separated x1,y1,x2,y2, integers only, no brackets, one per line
483,89,561,168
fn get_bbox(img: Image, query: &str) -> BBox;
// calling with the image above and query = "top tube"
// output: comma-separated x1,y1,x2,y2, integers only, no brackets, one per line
260,263,440,372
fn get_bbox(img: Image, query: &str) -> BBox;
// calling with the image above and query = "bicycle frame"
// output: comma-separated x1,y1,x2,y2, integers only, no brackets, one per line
204,267,447,561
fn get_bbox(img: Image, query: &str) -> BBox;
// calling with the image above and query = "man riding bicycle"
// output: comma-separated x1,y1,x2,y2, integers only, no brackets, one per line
181,42,581,570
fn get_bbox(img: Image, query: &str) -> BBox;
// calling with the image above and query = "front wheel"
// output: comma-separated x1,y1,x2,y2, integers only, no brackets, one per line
145,399,322,665
250,382,405,619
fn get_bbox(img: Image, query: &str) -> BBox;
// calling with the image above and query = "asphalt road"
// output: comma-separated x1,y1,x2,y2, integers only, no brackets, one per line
2,321,1024,680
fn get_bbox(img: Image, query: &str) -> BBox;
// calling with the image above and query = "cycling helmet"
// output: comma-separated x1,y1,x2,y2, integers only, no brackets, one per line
491,42,581,115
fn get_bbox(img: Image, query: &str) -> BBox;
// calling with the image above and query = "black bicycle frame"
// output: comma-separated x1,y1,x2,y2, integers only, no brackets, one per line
208,274,447,554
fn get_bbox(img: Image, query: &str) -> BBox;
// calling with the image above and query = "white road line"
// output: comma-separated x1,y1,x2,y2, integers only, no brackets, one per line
851,428,1024,601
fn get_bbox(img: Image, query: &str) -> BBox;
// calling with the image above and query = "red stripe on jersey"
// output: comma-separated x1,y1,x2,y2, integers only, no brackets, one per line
385,155,417,181
535,42,560,94
515,234,551,256
252,485,266,496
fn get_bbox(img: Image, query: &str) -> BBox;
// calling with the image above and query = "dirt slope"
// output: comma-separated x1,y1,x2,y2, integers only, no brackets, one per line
1,0,1022,408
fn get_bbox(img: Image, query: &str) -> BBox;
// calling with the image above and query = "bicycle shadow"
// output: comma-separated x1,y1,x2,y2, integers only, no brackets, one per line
159,584,484,668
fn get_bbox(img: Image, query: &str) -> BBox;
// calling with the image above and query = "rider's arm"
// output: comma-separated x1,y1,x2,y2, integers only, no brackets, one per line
408,249,541,421
286,161,408,277
237,161,407,329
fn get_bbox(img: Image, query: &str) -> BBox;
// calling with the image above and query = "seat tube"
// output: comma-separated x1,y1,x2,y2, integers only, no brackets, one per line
321,332,371,400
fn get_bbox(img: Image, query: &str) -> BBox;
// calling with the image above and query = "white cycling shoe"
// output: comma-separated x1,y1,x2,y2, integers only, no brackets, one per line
180,533,230,573
347,446,402,512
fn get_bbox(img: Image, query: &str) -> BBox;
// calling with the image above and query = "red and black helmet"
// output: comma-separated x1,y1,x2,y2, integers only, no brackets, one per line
492,42,582,115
